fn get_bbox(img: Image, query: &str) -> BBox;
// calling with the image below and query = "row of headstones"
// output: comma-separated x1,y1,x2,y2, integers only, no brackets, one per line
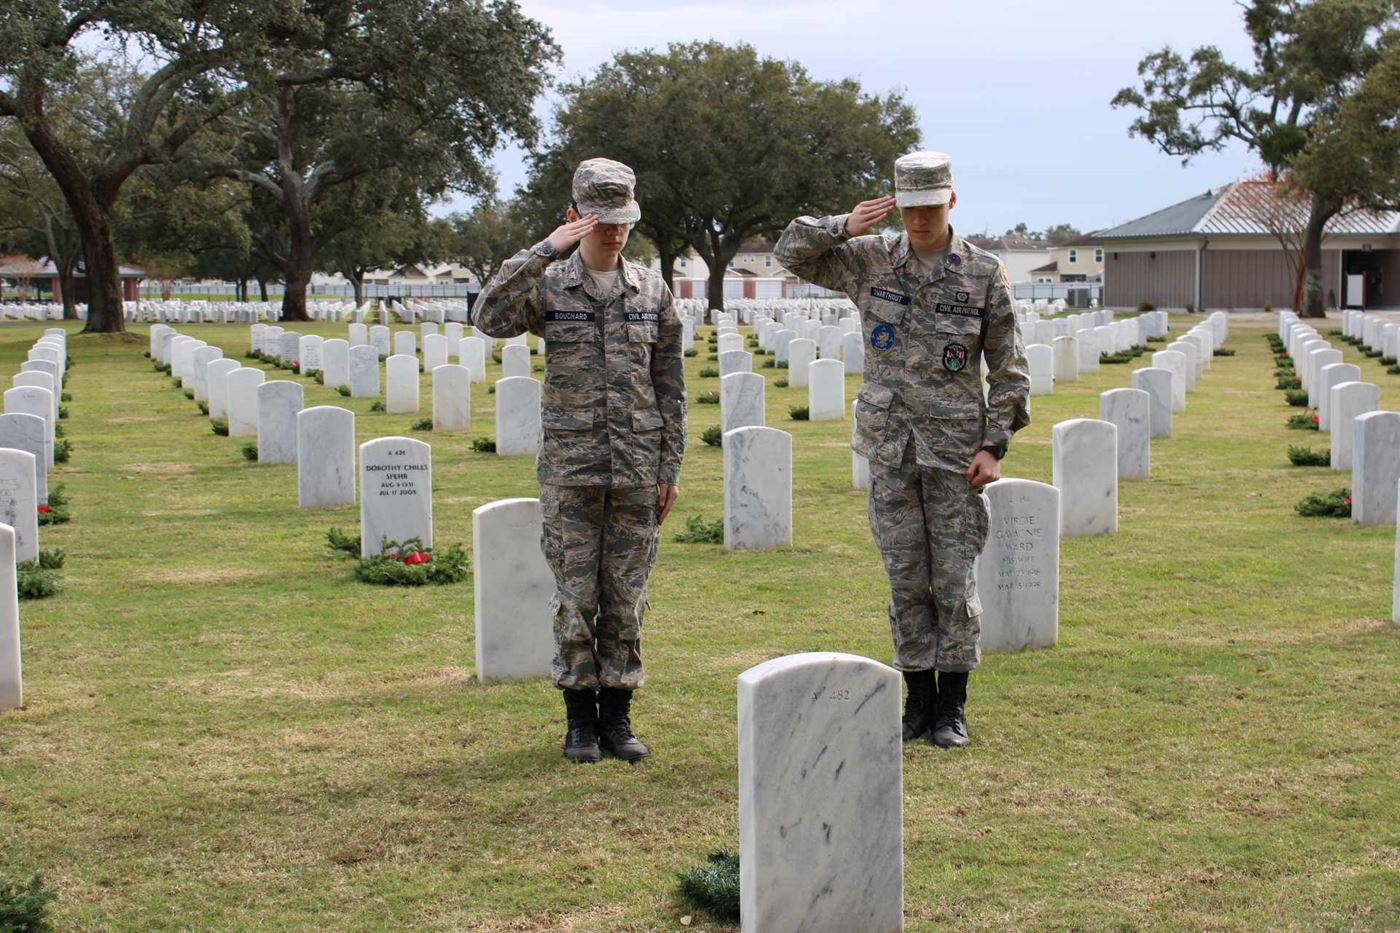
1023,311,1184,395
1281,312,1400,524
0,327,71,710
132,298,471,326
1342,309,1400,361
0,328,70,567
1,303,70,322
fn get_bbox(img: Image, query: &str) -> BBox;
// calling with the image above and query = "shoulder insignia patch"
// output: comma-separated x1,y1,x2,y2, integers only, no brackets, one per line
870,323,896,351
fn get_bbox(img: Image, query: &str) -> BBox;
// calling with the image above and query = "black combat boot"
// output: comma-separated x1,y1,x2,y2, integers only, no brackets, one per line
561,688,601,763
597,687,651,762
901,669,937,741
931,671,971,748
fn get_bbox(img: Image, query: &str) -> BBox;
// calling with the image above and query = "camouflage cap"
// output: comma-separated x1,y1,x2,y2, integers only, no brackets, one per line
573,158,641,224
894,151,953,208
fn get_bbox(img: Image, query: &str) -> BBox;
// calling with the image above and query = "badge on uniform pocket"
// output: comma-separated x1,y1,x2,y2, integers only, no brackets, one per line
943,342,968,372
956,290,969,302
871,323,896,351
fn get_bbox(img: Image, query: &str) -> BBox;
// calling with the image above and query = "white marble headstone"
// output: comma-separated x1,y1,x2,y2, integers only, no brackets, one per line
0,414,48,503
852,399,870,491
459,337,487,382
473,498,556,681
738,652,902,933
719,349,753,377
321,338,350,389
369,324,391,358
501,343,532,380
348,345,380,398
297,406,355,508
976,478,1059,651
432,364,471,432
1052,335,1079,382
226,368,266,437
393,330,416,358
1330,382,1379,471
385,354,420,414
1352,411,1400,525
0,524,19,710
299,334,324,374
1052,418,1118,536
0,449,39,563
1150,350,1188,412
1317,363,1361,432
1099,388,1151,481
723,426,791,551
841,332,865,376
1131,367,1174,439
359,436,432,557
721,372,765,433
1026,344,1054,397
808,358,845,421
495,377,541,457
206,359,241,420
788,338,816,389
256,380,304,464
422,333,449,372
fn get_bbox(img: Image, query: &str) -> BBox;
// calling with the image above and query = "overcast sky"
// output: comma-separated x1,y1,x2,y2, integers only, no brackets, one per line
438,0,1262,236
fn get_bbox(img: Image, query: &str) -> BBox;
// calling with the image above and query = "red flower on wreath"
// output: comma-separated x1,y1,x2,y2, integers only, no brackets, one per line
36,505,52,514
386,552,401,561
1281,352,1289,359
1344,496,1352,505
403,551,431,566
1312,415,1319,425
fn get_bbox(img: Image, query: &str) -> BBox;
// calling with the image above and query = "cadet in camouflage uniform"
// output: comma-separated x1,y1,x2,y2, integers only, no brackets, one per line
474,159,687,764
775,151,1029,748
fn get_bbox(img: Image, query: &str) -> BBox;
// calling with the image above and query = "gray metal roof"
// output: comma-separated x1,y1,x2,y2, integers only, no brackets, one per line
1098,190,1222,239
1100,181,1400,240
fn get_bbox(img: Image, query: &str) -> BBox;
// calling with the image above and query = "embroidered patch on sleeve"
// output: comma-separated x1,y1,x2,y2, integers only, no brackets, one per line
870,323,896,350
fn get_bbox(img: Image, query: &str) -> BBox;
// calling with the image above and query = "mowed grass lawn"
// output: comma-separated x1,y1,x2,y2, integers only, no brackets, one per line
1,314,1397,932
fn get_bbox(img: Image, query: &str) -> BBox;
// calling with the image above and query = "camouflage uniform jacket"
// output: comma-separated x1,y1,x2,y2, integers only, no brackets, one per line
474,244,687,487
775,217,1030,472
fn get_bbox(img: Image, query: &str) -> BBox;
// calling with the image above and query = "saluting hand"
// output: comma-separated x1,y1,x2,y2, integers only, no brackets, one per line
547,215,598,253
844,195,896,237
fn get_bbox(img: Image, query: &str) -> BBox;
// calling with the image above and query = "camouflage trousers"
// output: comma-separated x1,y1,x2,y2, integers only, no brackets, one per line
868,444,989,673
540,483,659,690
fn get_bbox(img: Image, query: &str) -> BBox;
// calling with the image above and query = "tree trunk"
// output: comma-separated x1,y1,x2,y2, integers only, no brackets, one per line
657,247,677,294
57,257,78,320
19,123,125,332
351,271,365,307
75,209,126,332
279,184,314,322
257,278,269,302
236,278,248,302
1300,194,1337,319
706,257,728,313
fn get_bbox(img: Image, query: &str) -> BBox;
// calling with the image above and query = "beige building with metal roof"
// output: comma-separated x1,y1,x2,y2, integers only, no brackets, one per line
1098,180,1400,311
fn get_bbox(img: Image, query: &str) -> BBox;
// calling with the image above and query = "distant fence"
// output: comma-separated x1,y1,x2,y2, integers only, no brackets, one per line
1012,282,1103,307
138,282,479,302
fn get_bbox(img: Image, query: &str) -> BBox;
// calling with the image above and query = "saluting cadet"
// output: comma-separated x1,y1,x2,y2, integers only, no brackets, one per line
775,151,1030,748
475,158,686,763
